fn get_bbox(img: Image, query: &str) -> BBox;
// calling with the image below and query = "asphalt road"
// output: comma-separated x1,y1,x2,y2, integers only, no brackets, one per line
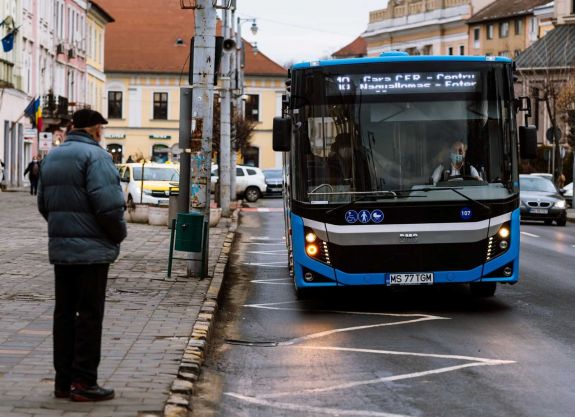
193,199,575,417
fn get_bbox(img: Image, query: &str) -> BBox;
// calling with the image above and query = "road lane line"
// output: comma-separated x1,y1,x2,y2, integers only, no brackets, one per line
297,345,515,364
251,278,291,285
224,393,410,417
279,316,447,346
257,362,510,400
521,231,540,237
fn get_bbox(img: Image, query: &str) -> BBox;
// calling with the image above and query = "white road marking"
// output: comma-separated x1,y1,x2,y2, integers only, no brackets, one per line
246,242,286,246
251,278,291,285
246,250,288,255
228,301,514,414
224,393,410,417
521,231,540,238
279,316,447,346
257,361,513,400
242,262,287,268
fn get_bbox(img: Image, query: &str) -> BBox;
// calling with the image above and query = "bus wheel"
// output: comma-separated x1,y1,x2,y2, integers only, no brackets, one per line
470,282,497,297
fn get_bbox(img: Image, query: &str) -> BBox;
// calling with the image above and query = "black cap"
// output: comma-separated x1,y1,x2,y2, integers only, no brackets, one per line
72,109,108,129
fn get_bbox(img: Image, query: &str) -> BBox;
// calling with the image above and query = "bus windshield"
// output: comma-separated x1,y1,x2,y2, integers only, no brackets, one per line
291,62,517,204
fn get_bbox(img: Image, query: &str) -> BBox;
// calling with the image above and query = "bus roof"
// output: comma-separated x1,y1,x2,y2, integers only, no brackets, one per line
291,54,513,70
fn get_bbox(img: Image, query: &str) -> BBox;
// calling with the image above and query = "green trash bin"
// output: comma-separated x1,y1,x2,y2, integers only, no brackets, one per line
175,212,204,252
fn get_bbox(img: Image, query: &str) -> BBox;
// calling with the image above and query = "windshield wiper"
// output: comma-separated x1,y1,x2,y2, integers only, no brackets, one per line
324,190,417,215
415,186,492,214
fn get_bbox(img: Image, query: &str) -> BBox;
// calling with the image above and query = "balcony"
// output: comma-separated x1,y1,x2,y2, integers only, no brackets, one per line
0,58,14,89
41,93,71,125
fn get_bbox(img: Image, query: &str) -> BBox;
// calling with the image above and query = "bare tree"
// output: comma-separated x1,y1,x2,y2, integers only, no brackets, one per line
517,27,575,183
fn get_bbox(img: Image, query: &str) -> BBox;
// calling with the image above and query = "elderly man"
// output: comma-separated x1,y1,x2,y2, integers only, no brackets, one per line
38,109,127,402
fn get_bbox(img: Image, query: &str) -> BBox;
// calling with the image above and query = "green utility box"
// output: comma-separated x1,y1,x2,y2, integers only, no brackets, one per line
174,212,204,252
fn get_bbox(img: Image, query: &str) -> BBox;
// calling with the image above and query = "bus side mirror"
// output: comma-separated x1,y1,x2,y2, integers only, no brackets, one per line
273,117,291,152
519,125,537,159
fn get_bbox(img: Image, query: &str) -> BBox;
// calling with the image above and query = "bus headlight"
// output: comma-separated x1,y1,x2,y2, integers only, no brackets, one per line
305,232,317,243
303,227,331,265
487,222,511,261
306,244,319,256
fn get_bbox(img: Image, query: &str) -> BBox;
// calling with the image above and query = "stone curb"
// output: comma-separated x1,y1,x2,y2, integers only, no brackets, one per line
163,208,239,417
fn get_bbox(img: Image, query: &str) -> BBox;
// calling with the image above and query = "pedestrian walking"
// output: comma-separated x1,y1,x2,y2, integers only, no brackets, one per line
24,155,41,195
37,109,127,402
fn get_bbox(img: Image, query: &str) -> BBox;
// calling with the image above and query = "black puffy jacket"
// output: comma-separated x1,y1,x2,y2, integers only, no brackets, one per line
37,131,127,264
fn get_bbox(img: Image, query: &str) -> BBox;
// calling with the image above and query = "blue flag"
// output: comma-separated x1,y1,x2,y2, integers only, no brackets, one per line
1,31,14,52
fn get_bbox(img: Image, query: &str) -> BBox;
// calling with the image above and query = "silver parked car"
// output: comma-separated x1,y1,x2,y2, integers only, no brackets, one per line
262,169,283,197
519,174,567,226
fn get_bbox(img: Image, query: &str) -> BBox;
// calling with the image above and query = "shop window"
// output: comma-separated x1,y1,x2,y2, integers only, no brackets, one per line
106,144,123,164
152,144,169,163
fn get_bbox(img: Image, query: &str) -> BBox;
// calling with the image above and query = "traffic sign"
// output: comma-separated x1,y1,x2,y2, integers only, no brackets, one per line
39,132,53,151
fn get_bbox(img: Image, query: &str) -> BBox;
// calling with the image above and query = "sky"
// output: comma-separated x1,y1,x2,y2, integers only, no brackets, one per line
234,0,388,66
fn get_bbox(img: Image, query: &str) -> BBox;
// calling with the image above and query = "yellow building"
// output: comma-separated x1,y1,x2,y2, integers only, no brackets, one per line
364,0,495,57
467,0,553,58
86,2,114,115
98,0,286,168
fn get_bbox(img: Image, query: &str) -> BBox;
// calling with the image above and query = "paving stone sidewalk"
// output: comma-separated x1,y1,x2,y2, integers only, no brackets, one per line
0,191,236,417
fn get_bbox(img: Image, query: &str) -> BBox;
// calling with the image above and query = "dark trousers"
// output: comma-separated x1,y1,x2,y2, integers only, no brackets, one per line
30,177,38,195
53,264,109,389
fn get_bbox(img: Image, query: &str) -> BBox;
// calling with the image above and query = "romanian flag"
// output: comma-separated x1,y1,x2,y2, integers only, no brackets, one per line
34,97,43,132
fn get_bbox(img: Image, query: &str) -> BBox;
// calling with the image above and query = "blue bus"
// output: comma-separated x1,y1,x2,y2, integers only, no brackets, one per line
273,52,537,299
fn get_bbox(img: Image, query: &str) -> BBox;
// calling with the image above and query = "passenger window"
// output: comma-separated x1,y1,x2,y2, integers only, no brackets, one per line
123,168,130,182
236,168,245,176
247,169,257,175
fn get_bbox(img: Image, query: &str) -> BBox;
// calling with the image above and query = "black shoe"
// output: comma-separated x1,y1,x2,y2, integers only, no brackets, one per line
54,388,70,399
70,383,115,402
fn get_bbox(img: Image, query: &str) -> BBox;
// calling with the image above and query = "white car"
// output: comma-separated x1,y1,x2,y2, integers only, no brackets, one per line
211,164,267,202
118,163,179,206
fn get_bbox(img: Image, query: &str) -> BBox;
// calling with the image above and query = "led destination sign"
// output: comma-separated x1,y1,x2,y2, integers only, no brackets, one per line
330,71,480,95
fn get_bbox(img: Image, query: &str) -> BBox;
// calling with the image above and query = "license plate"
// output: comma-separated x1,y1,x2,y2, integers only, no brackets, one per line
389,273,434,285
530,208,548,214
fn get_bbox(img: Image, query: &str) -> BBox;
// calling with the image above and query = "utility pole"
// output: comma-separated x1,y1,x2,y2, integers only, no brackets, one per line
219,8,232,217
190,0,217,276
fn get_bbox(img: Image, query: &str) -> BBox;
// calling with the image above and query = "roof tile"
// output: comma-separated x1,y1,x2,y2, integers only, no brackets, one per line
97,0,285,76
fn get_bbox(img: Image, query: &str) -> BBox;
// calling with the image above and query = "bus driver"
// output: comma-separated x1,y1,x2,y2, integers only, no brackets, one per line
431,140,481,185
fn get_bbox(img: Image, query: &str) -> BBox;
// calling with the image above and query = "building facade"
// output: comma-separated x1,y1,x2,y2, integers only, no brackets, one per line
1,0,26,188
467,0,553,58
86,2,113,115
363,0,495,57
98,0,286,168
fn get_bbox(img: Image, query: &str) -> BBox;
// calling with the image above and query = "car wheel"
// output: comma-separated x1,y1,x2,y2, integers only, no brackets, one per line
470,282,497,297
556,217,567,226
244,186,260,202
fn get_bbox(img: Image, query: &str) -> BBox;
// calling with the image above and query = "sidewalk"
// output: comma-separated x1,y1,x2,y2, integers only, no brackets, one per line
0,191,237,417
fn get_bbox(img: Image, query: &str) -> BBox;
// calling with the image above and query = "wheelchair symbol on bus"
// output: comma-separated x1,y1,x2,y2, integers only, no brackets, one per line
345,210,358,224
